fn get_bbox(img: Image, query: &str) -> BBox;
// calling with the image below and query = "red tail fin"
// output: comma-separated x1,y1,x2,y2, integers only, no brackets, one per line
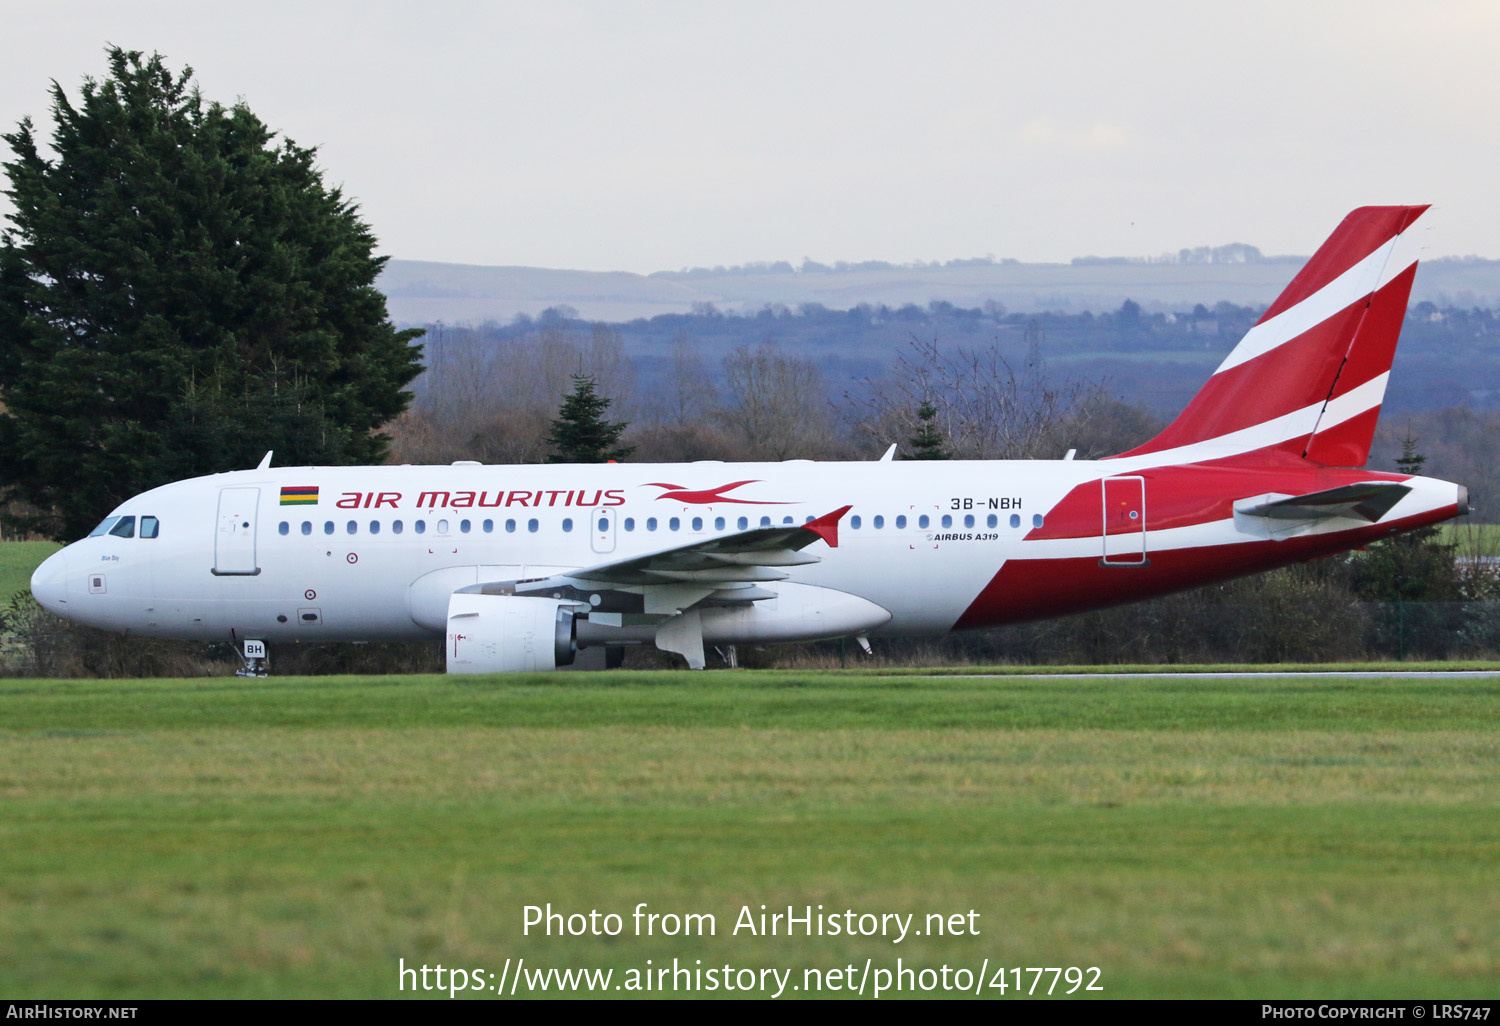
1111,205,1428,467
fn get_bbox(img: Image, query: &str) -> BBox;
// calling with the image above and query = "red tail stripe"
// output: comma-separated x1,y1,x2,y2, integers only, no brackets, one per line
1113,206,1426,465
1258,205,1427,323
1305,406,1384,469
1322,262,1418,402
1114,304,1363,456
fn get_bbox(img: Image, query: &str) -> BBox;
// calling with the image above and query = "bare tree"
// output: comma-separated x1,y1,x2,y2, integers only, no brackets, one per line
387,321,638,465
720,339,836,460
654,334,717,428
849,329,1115,460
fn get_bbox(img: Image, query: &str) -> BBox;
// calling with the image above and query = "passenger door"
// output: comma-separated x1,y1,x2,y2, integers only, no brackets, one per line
213,487,261,575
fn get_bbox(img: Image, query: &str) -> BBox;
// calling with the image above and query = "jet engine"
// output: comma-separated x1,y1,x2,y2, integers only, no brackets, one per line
445,592,578,673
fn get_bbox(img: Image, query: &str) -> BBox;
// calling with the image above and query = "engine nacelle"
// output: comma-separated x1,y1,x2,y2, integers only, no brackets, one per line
446,593,577,674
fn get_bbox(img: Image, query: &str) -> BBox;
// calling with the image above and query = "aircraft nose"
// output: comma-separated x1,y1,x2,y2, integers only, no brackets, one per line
30,548,70,615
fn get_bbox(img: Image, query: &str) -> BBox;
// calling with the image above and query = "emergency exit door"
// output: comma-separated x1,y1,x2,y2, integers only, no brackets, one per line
591,508,617,554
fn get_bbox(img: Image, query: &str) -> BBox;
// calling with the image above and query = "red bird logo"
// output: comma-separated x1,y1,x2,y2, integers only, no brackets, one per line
642,480,794,505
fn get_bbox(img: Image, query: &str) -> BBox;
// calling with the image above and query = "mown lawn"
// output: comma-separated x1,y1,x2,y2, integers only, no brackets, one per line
2,671,1498,998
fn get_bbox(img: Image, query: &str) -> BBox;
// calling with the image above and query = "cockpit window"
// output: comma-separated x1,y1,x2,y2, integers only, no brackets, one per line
88,516,121,538
107,516,136,539
140,516,159,539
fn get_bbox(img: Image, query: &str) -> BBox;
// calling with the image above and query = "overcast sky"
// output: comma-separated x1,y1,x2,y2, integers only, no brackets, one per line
2,0,1497,272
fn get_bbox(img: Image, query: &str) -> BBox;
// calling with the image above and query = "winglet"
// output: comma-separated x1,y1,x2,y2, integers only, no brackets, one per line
803,505,852,548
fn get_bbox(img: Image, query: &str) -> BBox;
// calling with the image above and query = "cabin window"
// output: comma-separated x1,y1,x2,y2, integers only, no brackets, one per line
323,521,334,535
784,516,795,525
347,521,357,535
896,515,907,529
941,515,953,528
874,515,884,529
918,515,930,529
562,518,574,533
527,519,539,533
89,517,120,538
963,514,974,529
850,515,862,529
277,521,289,536
140,517,160,539
624,517,635,532
714,516,726,531
369,520,381,535
108,516,135,538
668,517,680,531
483,520,494,533
1033,514,1044,528
459,520,469,533
691,516,703,531
596,517,608,533
301,521,312,536
737,516,748,530
647,517,658,532
392,520,404,535
414,520,426,535
505,519,516,533
760,516,772,527
987,514,997,528
1010,514,1021,528
437,519,449,534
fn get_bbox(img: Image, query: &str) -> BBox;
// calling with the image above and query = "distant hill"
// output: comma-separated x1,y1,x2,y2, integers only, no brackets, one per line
377,255,1500,327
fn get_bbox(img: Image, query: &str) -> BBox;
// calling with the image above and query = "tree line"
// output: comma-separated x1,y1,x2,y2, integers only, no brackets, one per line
387,318,1160,470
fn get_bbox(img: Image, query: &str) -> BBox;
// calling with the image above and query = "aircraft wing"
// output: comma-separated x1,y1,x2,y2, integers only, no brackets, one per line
1236,482,1412,523
556,505,852,587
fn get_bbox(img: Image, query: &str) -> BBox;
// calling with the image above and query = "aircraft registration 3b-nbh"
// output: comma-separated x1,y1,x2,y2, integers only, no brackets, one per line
30,206,1468,674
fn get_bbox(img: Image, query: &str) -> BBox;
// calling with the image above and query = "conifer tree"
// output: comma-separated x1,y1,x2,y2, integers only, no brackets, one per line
545,375,634,463
0,48,423,539
901,399,951,460
1354,432,1456,601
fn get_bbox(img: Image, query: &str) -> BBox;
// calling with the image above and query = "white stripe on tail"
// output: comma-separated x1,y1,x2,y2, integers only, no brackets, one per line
1111,205,1428,467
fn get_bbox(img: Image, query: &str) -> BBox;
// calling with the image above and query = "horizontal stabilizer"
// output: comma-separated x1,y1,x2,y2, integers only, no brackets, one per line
1236,482,1412,523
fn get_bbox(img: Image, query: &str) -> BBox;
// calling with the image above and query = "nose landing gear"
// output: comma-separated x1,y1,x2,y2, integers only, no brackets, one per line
236,639,268,678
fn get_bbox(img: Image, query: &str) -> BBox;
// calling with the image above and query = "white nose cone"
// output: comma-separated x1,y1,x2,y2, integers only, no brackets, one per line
30,548,69,615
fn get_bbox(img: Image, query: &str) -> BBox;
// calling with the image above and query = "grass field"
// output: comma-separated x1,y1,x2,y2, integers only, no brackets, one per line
0,541,56,604
2,670,1499,999
1443,522,1500,556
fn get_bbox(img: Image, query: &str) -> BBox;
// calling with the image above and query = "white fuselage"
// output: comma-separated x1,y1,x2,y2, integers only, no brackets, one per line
29,457,1465,650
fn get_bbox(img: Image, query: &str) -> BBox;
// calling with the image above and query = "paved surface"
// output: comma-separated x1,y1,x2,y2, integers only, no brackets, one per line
946,670,1500,679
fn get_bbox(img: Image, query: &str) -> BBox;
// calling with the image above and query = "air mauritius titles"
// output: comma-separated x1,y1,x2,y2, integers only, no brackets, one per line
333,489,627,510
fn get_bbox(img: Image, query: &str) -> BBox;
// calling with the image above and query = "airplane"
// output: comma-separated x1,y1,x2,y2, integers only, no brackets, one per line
29,205,1467,675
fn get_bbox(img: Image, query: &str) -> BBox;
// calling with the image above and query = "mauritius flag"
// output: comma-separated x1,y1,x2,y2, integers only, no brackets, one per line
280,486,319,506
